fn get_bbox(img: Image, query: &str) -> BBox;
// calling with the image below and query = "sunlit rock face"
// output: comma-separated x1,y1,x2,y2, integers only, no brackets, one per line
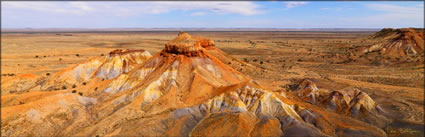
97,49,151,79
36,49,152,91
1,33,387,137
323,88,390,127
195,32,262,79
359,28,424,57
292,79,391,128
295,79,320,105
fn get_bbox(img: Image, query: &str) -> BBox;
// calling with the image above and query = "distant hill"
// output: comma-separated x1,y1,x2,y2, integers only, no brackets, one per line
357,28,424,58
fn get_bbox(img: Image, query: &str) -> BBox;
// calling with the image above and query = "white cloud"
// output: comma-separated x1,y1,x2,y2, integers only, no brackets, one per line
133,2,262,16
284,2,308,8
1,1,262,16
2,2,94,15
70,2,94,12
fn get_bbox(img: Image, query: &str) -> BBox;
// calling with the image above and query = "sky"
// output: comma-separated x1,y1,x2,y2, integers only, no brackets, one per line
1,1,424,28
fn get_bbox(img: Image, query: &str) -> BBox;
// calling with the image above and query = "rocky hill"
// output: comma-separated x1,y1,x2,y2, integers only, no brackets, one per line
1,49,152,94
358,28,424,58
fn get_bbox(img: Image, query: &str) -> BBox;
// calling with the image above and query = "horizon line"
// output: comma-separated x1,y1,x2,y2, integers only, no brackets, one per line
2,27,397,29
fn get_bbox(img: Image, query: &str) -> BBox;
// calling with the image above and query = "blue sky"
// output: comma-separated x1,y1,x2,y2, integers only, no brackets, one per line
1,1,423,28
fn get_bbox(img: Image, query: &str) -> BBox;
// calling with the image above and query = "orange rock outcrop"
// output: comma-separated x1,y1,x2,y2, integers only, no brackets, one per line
359,28,424,57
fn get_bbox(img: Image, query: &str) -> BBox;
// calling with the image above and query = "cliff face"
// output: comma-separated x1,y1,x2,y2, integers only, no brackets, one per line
1,33,387,137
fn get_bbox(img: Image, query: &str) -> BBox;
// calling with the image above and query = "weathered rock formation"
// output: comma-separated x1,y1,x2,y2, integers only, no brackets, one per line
1,49,152,94
358,28,424,57
1,33,387,137
291,79,391,127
